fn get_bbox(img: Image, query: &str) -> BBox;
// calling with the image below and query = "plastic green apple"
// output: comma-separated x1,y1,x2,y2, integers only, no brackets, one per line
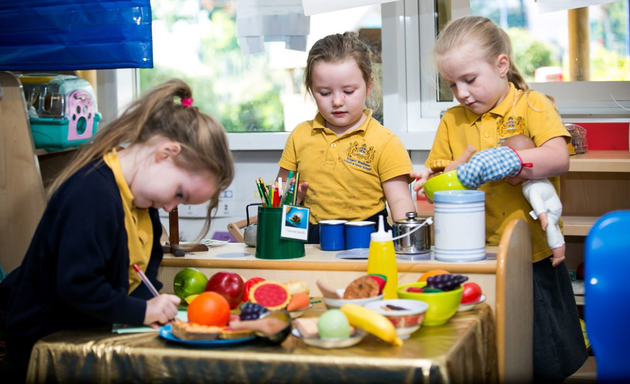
173,268,208,302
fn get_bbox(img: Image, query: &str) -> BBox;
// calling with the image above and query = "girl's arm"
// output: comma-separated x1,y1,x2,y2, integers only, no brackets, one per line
383,175,416,221
514,137,570,179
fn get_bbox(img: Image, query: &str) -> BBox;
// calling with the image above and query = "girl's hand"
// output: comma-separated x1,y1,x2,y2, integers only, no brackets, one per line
144,294,180,328
295,181,309,205
410,169,434,199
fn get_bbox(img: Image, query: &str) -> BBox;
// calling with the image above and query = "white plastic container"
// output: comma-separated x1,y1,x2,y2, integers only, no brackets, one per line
433,190,486,262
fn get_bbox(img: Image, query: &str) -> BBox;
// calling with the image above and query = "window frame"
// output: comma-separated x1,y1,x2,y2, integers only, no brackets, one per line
416,0,630,121
104,0,629,151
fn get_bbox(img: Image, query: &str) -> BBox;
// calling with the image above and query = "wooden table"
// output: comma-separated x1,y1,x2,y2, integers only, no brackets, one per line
158,219,533,383
28,303,497,384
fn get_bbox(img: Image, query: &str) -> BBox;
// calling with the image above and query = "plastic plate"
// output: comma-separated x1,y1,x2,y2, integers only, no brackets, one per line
159,324,256,346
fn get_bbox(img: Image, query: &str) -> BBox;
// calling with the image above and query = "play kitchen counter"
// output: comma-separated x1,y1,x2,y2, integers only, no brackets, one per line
158,218,534,382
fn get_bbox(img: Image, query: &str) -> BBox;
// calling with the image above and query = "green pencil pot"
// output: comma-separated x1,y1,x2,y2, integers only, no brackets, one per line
255,207,305,260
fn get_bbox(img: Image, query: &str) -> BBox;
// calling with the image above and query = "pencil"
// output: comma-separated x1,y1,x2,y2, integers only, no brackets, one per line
255,180,266,206
292,172,300,205
133,264,159,297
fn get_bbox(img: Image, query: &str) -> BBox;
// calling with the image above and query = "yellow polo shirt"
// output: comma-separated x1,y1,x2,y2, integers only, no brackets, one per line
279,109,413,224
103,149,154,293
426,83,570,262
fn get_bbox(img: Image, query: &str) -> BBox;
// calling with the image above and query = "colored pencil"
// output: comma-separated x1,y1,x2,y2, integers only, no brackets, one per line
133,264,159,297
292,172,300,205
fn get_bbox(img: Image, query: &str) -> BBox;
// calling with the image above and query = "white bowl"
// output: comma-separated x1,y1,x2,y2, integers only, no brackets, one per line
323,289,384,309
288,304,313,319
457,294,487,312
291,328,366,349
364,299,429,340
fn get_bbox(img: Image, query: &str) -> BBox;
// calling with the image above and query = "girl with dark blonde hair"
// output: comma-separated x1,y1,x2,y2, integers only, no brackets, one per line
0,79,234,381
278,32,415,243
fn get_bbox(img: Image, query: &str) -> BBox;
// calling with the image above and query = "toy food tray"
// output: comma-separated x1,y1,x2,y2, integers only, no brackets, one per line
19,74,101,151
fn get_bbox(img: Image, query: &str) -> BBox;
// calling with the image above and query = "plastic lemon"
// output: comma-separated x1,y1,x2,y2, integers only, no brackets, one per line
185,294,200,305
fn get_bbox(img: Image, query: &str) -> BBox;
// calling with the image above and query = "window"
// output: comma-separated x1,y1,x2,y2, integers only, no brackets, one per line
139,0,383,133
418,0,630,119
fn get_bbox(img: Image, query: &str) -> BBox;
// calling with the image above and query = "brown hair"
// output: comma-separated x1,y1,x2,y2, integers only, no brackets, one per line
49,79,234,241
304,32,381,114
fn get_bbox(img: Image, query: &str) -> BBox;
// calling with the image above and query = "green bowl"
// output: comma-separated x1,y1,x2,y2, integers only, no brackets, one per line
396,282,463,326
422,170,469,201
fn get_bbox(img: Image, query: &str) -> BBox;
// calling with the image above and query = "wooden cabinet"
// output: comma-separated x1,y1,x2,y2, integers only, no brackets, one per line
35,148,77,189
561,150,630,305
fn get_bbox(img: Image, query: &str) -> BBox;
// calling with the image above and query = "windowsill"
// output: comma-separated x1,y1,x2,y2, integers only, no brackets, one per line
227,129,437,151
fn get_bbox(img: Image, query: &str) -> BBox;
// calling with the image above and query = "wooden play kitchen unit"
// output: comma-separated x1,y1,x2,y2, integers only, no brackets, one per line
158,218,534,382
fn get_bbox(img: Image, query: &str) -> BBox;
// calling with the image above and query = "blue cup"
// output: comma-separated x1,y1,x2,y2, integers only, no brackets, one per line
319,220,347,251
344,221,375,249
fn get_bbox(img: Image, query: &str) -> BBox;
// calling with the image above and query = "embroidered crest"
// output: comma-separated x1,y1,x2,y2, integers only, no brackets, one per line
497,116,526,138
347,141,375,164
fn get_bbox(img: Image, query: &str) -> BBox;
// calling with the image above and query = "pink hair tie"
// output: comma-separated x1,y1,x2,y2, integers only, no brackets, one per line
181,98,194,107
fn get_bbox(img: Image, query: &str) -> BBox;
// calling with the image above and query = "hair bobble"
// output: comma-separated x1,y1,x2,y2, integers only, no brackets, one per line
181,98,194,107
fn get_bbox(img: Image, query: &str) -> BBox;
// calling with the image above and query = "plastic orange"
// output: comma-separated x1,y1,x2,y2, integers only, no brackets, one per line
187,291,230,326
418,270,451,283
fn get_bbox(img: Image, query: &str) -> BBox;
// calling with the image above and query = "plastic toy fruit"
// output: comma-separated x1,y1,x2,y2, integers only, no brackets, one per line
240,302,269,321
461,282,482,304
249,281,291,310
418,270,450,283
426,274,468,291
205,271,245,309
173,268,208,302
187,291,230,326
367,274,387,294
340,303,402,346
242,277,265,303
318,309,351,339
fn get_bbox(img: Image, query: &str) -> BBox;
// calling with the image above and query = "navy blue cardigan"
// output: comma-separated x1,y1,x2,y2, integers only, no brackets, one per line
0,160,164,361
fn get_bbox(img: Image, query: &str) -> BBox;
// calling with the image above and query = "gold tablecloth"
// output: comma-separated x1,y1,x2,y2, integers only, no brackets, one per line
28,303,497,384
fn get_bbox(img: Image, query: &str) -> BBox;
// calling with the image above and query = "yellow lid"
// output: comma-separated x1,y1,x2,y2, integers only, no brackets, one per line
19,75,55,84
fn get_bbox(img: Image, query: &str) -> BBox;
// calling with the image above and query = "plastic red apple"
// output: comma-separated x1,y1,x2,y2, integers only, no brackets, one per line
205,271,245,309
461,282,482,304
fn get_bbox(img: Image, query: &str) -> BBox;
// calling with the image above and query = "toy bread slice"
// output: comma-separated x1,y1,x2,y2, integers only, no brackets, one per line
294,317,319,338
171,320,222,340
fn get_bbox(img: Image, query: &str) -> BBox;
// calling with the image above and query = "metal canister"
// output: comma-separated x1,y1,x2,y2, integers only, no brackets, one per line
392,212,431,254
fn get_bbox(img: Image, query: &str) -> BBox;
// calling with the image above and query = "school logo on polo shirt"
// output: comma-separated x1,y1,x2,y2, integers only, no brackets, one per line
344,141,375,171
497,116,526,138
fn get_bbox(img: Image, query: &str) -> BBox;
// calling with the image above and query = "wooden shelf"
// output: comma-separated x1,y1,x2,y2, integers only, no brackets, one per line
569,150,630,173
35,147,77,156
563,216,599,236
574,295,584,306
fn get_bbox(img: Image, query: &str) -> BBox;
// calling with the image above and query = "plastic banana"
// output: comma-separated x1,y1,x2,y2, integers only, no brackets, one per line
340,303,403,346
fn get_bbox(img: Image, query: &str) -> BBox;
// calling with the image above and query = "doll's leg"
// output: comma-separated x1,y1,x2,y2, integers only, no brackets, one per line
546,210,565,266
550,244,566,267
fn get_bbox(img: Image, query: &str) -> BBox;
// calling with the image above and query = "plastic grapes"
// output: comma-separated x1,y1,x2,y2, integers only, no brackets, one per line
240,302,269,321
425,274,468,292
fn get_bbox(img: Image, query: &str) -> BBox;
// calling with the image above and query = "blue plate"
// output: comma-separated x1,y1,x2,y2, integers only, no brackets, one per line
159,324,257,346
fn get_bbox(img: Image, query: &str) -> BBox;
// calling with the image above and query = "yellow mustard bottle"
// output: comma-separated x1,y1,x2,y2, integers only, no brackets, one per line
367,215,398,299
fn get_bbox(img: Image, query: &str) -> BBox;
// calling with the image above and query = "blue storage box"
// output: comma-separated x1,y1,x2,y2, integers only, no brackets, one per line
19,74,101,151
